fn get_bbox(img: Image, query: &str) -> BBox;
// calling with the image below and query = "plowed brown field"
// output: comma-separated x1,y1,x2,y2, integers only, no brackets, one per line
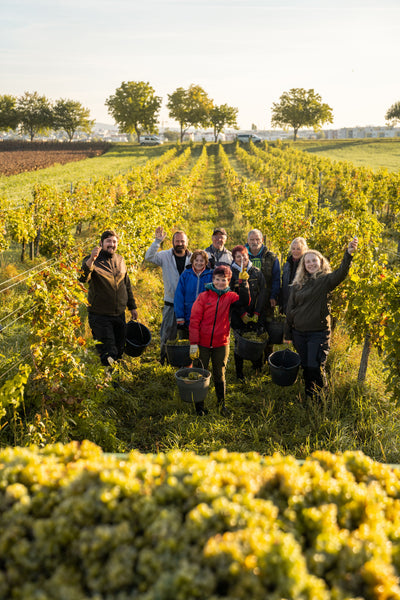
0,141,111,176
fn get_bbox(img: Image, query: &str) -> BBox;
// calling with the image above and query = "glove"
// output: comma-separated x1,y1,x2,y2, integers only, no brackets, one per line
238,269,249,281
190,344,199,359
241,313,250,324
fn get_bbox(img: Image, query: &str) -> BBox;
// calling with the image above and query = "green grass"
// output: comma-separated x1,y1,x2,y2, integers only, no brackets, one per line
0,142,175,205
1,141,399,461
292,138,400,172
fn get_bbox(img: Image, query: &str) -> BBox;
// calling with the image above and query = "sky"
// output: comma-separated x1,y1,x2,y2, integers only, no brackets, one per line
1,0,399,131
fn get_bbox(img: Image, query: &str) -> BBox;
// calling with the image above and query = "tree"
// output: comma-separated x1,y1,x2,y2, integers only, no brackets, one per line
271,88,333,141
53,99,94,141
209,104,238,142
167,85,213,142
105,81,161,143
17,91,53,141
0,94,19,131
385,101,400,125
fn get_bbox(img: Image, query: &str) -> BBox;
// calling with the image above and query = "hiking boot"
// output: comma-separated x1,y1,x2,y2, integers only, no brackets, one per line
218,403,232,418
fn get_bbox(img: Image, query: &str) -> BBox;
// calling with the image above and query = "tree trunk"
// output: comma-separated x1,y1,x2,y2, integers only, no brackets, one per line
358,333,371,383
34,228,41,257
21,240,26,262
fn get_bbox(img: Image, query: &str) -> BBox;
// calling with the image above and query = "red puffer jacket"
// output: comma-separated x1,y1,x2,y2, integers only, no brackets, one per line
189,284,249,348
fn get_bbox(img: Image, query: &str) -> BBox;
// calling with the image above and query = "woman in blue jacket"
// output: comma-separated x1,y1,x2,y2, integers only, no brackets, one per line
174,250,213,338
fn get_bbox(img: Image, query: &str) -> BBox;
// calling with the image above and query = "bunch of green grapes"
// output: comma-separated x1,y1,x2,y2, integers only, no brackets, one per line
1,443,400,599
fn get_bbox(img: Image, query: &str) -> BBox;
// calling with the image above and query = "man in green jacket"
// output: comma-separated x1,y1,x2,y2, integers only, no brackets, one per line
80,230,138,366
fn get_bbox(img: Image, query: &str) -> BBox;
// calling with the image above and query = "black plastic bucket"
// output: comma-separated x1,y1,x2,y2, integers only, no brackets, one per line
266,320,284,345
166,343,192,367
234,330,268,361
124,321,152,357
268,349,301,386
175,367,211,403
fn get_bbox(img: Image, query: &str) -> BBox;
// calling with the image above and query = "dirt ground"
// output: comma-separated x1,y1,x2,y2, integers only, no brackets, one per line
0,141,111,176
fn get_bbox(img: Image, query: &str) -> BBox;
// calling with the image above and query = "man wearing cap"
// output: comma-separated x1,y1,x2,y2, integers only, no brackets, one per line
145,226,191,364
79,229,138,367
206,227,233,269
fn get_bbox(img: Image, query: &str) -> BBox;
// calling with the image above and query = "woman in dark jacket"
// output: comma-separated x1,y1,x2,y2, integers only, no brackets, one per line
284,237,358,399
229,245,267,380
281,237,308,314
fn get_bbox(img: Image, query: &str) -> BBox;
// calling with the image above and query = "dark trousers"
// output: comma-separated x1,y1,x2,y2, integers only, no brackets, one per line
160,303,177,363
292,329,330,397
234,353,262,376
198,345,230,387
88,312,126,366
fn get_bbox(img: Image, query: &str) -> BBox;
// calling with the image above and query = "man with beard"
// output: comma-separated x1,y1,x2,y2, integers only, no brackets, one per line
80,229,138,366
145,226,191,364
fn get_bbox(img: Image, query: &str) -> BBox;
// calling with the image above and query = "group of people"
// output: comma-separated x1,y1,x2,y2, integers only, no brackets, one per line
80,226,358,416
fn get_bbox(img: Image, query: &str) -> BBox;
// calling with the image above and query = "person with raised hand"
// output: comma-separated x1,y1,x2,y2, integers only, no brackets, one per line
284,237,358,400
281,237,309,315
229,245,267,381
79,229,138,367
145,226,191,365
245,228,281,361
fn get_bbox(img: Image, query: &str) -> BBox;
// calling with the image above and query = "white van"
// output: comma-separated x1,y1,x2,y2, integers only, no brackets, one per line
140,135,163,146
236,133,262,144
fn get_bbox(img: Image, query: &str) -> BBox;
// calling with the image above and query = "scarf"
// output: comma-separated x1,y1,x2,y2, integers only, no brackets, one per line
205,282,230,296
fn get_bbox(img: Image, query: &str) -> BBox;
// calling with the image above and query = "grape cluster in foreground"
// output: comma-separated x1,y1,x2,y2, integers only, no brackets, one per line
1,442,400,599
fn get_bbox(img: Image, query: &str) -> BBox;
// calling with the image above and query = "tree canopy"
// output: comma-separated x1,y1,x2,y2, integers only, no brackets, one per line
52,99,94,141
271,88,333,141
105,81,162,142
167,85,213,142
209,104,238,142
17,91,53,141
0,95,19,131
385,101,400,125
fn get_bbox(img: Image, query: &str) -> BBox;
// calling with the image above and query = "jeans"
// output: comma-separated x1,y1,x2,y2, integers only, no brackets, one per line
160,303,178,363
292,329,330,397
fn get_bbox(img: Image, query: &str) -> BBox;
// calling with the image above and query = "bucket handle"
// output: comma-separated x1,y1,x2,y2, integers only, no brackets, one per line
193,357,206,371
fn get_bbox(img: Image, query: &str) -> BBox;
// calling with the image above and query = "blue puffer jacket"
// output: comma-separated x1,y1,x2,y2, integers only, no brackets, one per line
174,266,213,325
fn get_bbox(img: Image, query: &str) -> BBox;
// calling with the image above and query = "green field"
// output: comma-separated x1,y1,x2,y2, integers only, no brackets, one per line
2,139,399,208
0,143,169,204
1,140,399,461
293,138,400,172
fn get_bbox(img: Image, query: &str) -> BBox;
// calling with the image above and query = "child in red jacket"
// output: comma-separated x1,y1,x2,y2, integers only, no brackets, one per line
189,265,250,416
